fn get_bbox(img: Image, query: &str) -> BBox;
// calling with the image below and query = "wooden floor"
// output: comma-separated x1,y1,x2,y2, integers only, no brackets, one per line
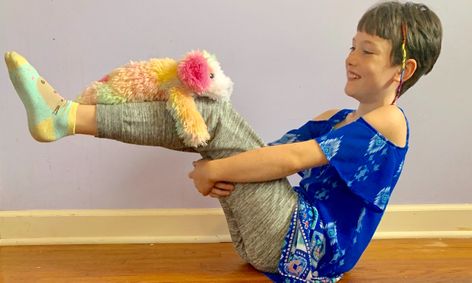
1,239,471,282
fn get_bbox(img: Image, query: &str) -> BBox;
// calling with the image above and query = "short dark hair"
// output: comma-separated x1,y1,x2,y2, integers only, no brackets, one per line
357,1,442,96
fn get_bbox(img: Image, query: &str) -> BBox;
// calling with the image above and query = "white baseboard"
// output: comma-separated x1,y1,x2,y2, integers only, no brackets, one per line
373,204,472,239
0,204,471,246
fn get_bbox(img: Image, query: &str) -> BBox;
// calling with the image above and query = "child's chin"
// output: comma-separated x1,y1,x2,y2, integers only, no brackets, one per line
344,86,355,97
344,88,361,101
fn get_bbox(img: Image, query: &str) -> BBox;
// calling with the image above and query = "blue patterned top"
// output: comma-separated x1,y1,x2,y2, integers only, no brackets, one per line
265,109,409,282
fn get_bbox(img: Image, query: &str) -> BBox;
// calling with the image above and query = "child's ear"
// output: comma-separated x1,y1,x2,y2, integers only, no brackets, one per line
395,59,417,82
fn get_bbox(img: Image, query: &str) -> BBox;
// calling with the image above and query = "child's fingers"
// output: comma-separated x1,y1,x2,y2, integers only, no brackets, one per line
207,183,235,198
214,182,235,191
209,188,232,197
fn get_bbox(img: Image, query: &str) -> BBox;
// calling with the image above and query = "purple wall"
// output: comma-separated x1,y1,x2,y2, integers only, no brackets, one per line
0,0,470,210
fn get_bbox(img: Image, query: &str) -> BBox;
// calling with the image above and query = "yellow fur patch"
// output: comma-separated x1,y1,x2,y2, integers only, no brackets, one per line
149,58,178,85
168,87,209,146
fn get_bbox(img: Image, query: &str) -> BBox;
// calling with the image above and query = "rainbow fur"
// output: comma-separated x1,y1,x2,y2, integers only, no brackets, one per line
76,50,233,147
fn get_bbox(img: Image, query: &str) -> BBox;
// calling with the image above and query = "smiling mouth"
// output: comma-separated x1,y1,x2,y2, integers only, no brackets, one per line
347,71,361,80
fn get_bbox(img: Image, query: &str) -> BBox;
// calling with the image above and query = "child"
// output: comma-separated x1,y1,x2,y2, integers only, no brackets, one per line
5,1,442,282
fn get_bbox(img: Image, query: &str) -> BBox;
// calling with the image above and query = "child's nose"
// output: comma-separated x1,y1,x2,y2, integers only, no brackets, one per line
346,52,357,66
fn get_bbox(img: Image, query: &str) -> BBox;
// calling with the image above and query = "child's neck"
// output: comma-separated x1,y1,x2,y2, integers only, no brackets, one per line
353,98,396,119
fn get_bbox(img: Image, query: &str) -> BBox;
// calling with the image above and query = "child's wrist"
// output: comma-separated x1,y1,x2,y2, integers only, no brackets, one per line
207,159,223,182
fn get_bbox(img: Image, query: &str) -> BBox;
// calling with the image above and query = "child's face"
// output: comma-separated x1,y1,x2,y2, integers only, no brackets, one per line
344,31,400,103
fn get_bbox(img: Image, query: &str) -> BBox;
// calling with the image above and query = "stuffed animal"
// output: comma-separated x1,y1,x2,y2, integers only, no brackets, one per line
76,50,233,147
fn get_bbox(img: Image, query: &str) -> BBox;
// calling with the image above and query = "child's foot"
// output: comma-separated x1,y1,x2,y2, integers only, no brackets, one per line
5,51,78,142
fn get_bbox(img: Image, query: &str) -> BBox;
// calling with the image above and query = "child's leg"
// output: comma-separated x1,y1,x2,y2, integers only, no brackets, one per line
6,52,296,272
6,51,98,138
76,105,97,136
97,99,297,272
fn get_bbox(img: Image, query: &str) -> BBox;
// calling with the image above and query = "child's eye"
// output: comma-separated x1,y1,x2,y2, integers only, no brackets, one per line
363,50,374,55
349,46,355,52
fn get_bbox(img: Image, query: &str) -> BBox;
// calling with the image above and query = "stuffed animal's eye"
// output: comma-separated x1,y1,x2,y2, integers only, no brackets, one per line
209,73,214,79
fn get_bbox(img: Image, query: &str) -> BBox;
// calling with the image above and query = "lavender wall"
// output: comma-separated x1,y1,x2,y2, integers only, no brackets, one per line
0,0,470,210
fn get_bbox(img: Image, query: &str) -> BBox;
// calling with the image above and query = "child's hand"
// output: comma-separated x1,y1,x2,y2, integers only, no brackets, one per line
188,159,214,196
188,159,235,197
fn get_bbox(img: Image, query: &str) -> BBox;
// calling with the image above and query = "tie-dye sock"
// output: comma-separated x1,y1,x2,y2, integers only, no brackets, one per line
5,51,78,142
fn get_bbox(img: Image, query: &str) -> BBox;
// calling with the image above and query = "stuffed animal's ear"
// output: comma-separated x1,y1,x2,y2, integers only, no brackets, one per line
178,50,211,93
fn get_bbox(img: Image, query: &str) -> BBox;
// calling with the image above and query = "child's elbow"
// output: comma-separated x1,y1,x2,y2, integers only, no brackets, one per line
292,140,328,171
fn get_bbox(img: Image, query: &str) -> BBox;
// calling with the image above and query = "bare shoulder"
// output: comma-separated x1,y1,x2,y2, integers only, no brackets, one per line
362,105,408,147
313,109,340,121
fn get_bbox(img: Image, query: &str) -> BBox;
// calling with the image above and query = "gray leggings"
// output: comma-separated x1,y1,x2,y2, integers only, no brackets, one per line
96,98,297,272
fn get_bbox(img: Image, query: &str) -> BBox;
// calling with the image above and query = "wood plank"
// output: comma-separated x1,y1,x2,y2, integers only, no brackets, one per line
343,239,472,283
0,239,471,282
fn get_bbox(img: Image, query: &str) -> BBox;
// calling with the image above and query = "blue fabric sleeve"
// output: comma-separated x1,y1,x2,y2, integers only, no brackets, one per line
268,120,330,146
315,119,400,211
268,120,332,178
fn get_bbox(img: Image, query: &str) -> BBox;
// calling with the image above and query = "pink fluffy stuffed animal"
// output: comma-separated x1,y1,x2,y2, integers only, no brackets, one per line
76,50,233,147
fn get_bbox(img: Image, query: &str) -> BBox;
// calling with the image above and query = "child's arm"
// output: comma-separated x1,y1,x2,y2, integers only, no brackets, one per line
216,141,326,182
188,108,337,196
202,109,341,184
189,140,327,196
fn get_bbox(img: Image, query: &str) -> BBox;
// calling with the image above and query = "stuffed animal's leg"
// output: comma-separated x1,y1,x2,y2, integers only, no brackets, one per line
167,88,210,147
